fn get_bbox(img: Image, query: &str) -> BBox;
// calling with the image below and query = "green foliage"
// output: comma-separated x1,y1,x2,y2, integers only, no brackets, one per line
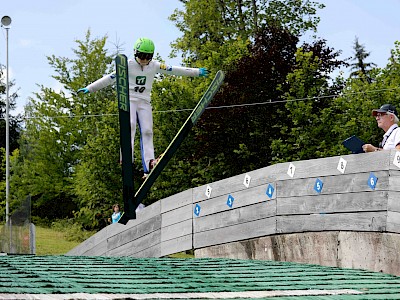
11,91,78,220
330,45,400,148
271,41,347,162
191,25,300,180
51,218,95,242
171,0,324,62
349,37,377,83
272,40,400,163
0,149,21,219
263,0,325,36
161,0,327,187
0,64,21,213
10,31,119,229
0,64,21,154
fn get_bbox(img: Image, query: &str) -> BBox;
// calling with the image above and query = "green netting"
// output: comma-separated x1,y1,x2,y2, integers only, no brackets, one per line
0,255,400,298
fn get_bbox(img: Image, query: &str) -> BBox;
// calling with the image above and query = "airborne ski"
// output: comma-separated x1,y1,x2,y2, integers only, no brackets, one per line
115,54,136,224
134,70,225,204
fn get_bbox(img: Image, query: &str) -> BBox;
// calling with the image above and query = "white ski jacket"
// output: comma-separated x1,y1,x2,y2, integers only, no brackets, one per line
86,59,201,102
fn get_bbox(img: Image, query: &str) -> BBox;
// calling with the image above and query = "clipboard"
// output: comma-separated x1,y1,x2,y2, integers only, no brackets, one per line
342,135,365,154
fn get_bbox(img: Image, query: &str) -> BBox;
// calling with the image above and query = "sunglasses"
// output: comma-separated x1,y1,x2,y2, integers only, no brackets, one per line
136,52,153,60
375,112,387,117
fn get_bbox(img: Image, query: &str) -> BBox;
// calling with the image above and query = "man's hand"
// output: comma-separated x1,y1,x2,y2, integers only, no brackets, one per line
362,143,379,152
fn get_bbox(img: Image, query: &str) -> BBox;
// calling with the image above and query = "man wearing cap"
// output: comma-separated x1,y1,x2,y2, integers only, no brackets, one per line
362,104,400,152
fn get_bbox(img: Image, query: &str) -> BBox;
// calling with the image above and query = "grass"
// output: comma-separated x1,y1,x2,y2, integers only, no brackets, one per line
167,250,195,259
3,225,194,257
35,226,80,255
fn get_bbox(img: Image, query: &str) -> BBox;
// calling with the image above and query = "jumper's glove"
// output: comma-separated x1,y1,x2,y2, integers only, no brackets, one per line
77,88,90,94
199,68,210,77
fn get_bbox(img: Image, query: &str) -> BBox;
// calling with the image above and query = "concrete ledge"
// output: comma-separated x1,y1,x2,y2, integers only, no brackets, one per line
194,231,400,276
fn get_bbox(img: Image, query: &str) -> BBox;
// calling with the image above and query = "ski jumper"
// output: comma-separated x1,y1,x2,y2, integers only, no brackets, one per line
85,59,201,172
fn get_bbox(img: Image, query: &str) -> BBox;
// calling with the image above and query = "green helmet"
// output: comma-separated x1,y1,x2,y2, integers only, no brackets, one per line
134,37,155,54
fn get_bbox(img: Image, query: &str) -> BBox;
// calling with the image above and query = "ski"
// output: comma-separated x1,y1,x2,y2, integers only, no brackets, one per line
134,70,225,204
115,54,136,224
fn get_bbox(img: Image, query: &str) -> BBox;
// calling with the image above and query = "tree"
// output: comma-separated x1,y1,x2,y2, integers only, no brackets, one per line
57,33,122,229
170,0,324,62
193,26,299,178
330,40,400,151
10,31,121,229
270,40,346,162
0,65,21,221
349,37,377,83
0,65,21,173
157,0,326,186
269,40,400,164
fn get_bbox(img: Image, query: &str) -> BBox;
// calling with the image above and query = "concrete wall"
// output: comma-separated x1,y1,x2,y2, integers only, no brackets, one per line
194,231,400,275
66,150,400,275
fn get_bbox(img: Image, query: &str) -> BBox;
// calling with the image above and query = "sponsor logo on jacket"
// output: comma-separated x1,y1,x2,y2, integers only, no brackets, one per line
160,64,172,71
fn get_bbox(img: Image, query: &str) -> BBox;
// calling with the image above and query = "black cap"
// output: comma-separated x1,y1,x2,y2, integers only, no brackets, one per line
372,104,398,117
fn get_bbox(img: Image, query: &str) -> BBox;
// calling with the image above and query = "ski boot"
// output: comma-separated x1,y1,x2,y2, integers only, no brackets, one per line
142,154,163,180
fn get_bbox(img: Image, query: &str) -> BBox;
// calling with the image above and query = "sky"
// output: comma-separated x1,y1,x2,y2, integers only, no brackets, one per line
1,0,400,116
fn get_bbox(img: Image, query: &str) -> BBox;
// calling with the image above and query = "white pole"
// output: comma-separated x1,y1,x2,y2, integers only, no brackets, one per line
1,16,11,223
5,26,9,224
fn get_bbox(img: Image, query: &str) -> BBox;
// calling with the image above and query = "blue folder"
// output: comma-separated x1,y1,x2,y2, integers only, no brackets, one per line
342,135,365,154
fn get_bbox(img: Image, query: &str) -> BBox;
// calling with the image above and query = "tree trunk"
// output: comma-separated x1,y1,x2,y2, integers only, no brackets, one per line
237,0,246,34
251,0,258,34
